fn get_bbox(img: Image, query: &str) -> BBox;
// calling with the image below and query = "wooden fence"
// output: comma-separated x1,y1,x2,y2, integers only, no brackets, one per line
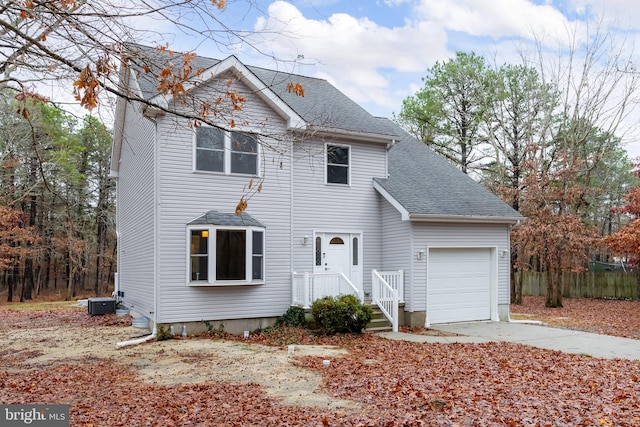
518,271,638,300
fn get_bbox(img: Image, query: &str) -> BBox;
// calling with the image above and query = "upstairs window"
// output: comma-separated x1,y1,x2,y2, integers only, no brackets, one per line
195,128,225,172
327,144,349,184
231,132,258,175
195,127,258,176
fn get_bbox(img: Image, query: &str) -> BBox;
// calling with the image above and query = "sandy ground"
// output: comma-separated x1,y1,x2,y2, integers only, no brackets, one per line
1,320,358,410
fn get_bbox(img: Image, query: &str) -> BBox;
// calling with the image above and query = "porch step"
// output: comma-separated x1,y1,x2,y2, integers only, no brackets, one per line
366,305,392,332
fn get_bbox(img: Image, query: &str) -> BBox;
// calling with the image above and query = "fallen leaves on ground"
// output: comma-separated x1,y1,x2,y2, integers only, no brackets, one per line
294,337,640,426
214,325,365,347
0,305,131,331
0,358,363,426
510,296,640,339
1,302,640,426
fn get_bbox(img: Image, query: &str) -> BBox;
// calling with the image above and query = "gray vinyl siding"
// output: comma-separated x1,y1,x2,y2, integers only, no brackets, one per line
410,222,511,311
291,139,387,295
380,197,413,307
155,78,294,323
116,100,156,317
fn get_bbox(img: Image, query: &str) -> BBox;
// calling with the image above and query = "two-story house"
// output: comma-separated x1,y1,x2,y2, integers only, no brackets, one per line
110,45,523,337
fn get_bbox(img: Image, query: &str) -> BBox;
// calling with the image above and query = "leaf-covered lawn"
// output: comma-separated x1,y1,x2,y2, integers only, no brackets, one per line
510,296,640,340
1,301,640,426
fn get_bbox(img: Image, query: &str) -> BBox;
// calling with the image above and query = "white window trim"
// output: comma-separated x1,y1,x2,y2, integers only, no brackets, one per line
325,143,351,186
186,225,265,286
193,127,261,177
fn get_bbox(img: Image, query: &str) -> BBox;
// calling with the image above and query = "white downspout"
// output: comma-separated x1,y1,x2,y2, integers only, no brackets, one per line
289,137,294,303
116,332,156,348
117,114,159,348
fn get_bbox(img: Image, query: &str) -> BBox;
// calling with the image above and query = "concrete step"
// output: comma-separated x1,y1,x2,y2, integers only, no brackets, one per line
366,306,392,331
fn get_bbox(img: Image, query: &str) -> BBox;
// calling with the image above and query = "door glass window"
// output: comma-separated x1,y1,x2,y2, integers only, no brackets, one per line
315,237,322,266
329,237,344,244
352,237,358,266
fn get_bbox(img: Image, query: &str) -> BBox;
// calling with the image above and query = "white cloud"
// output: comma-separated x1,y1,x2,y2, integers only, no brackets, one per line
247,1,448,114
568,0,640,29
225,0,640,135
413,0,584,46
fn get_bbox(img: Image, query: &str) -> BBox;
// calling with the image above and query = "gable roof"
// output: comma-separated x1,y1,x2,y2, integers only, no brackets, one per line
125,44,396,138
374,119,523,223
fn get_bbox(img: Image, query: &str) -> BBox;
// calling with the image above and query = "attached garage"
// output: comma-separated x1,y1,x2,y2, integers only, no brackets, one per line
373,126,523,328
427,248,493,324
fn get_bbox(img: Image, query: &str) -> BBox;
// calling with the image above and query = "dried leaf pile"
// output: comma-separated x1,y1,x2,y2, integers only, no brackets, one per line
1,301,639,426
510,296,640,339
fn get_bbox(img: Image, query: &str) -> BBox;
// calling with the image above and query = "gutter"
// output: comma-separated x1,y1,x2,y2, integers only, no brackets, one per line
408,213,524,225
294,126,394,144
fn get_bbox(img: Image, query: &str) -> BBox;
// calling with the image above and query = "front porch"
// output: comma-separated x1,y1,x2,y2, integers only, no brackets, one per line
292,270,404,332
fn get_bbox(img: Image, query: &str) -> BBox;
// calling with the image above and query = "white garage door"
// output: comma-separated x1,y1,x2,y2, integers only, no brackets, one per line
427,248,492,324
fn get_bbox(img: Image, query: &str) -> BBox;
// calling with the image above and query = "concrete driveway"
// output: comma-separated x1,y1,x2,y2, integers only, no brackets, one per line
380,321,640,360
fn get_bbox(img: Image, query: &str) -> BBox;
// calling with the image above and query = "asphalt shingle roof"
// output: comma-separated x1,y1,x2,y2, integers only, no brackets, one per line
374,118,523,220
127,44,394,136
188,211,265,228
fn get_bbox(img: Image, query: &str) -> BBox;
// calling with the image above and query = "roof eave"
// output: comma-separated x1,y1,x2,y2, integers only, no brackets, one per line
372,180,410,220
409,213,524,224
299,126,395,144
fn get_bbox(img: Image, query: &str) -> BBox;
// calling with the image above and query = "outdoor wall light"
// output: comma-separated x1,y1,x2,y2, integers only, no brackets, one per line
417,249,426,260
301,236,310,246
500,249,509,258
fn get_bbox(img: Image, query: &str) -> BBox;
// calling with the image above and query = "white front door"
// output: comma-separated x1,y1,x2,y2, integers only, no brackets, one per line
324,234,350,274
313,232,362,290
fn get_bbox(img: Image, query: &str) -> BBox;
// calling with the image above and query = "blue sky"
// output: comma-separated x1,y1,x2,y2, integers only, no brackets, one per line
156,0,640,156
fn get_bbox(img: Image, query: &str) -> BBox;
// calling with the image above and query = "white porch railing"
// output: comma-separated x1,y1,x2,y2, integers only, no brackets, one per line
292,272,363,309
372,270,400,332
375,270,404,303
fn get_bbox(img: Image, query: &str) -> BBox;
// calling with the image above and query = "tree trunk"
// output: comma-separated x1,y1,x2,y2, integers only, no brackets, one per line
545,256,564,308
544,266,554,307
94,194,108,295
21,260,34,302
7,266,15,302
20,156,38,302
511,249,522,304
44,249,51,292
515,267,523,304
510,263,517,304
553,269,563,307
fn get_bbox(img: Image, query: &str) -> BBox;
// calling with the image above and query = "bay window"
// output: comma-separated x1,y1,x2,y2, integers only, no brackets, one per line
189,225,264,285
